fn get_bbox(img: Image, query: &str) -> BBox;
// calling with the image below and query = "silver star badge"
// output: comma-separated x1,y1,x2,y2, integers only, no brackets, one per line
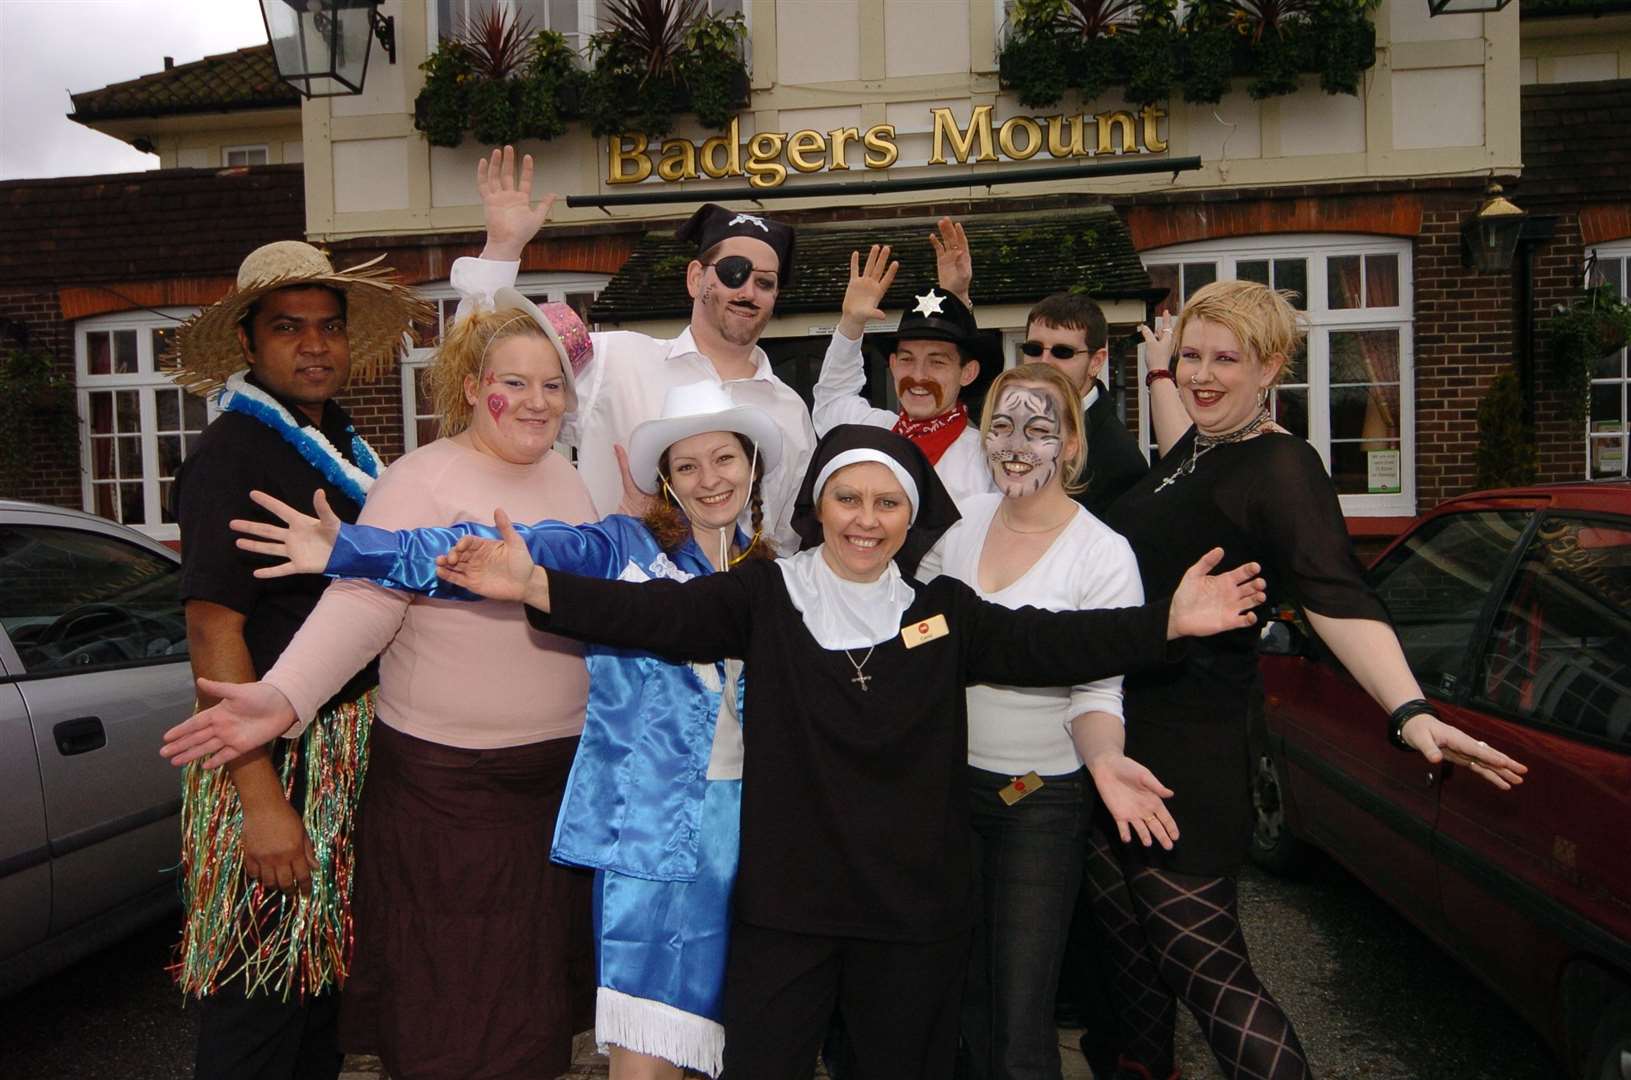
727,213,770,233
913,290,946,316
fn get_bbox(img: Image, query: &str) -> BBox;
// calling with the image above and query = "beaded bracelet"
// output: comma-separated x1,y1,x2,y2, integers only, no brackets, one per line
1387,698,1438,750
1144,368,1176,389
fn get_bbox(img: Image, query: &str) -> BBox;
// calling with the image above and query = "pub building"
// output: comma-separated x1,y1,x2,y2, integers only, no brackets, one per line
3,0,1629,552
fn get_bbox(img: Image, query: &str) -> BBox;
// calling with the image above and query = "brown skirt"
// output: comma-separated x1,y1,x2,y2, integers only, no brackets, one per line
339,722,594,1080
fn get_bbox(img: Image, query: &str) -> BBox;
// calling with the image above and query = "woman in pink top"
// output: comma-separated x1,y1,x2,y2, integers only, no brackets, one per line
169,292,599,1080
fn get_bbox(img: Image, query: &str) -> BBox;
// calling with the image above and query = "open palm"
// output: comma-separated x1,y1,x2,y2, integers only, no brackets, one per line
160,679,298,770
435,508,537,601
233,489,341,578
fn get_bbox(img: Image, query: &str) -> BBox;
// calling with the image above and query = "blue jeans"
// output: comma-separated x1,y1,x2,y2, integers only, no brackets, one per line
961,765,1089,1080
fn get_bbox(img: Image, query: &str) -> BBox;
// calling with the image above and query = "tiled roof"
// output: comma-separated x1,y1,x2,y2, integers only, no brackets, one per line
69,45,298,122
0,165,305,287
1519,79,1631,207
590,206,1153,321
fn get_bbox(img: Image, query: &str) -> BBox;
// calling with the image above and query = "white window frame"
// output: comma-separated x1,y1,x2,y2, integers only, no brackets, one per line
427,1,750,58
1138,234,1417,517
1586,242,1631,481
223,144,270,167
75,307,212,541
400,272,610,453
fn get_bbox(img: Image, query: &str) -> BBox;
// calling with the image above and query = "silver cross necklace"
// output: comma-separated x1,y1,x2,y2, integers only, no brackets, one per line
845,645,876,691
1153,409,1273,494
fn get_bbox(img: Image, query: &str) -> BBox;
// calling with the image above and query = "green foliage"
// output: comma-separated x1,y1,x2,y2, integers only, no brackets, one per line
585,8,747,137
999,0,1377,107
0,345,76,496
1544,283,1631,424
1475,369,1539,490
677,13,749,130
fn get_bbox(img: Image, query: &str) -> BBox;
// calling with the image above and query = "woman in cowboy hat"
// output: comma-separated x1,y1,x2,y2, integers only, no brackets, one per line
246,424,1268,1080
170,289,600,1080
165,381,782,1080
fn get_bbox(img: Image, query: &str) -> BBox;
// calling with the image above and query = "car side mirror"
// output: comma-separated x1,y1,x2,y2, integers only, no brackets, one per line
1257,619,1305,657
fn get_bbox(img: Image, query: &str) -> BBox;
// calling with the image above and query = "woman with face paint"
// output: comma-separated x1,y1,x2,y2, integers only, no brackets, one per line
160,294,605,1080
1070,280,1530,1080
165,381,781,1080
278,424,1268,1080
907,363,1170,1080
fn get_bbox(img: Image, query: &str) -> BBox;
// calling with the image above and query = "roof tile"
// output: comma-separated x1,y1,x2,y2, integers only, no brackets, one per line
69,44,298,122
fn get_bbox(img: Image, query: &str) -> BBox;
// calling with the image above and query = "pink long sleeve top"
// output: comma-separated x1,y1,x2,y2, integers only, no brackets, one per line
264,437,596,750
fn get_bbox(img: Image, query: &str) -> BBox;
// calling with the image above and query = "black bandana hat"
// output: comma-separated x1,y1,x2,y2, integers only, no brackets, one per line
791,424,962,578
675,203,797,287
881,285,1000,370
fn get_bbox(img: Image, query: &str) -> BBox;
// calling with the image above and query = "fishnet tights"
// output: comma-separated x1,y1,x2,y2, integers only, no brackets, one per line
1082,830,1311,1080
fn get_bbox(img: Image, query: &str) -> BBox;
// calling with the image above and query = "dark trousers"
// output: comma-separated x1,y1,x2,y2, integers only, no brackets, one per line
193,983,342,1080
721,921,968,1080
961,766,1088,1080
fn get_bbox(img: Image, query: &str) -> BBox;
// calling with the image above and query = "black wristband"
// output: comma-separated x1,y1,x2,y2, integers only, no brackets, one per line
1387,698,1437,750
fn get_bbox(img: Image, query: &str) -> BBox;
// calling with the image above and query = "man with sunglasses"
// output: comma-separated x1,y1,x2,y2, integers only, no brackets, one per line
1019,293,1149,517
811,225,998,505
450,147,815,553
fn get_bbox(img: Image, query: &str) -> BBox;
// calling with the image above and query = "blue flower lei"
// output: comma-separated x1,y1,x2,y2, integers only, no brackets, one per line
217,374,381,505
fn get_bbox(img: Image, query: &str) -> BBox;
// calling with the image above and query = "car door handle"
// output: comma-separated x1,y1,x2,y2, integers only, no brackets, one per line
54,717,106,756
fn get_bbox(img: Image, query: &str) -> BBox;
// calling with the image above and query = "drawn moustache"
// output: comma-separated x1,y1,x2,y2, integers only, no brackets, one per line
986,449,1043,468
897,377,944,408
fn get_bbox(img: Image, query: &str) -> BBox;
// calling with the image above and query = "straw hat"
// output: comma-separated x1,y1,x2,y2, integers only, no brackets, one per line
166,241,432,397
627,381,784,495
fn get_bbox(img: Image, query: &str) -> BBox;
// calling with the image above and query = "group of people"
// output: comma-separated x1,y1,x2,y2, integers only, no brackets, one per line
158,145,1526,1080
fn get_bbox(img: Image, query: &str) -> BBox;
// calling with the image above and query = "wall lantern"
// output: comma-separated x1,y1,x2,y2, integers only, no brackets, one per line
1461,183,1527,274
1428,0,1513,14
258,0,396,99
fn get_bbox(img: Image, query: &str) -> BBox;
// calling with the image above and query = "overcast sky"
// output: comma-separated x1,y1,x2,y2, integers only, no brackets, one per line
0,1,270,180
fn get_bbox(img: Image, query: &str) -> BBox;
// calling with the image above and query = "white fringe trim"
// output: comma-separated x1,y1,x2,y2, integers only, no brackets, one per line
595,986,724,1078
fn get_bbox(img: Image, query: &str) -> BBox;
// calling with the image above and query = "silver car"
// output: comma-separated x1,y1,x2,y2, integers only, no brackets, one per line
0,499,192,995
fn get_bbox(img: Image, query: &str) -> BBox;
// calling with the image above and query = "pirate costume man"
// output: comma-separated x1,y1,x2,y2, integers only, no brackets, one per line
167,241,425,1079
812,286,999,505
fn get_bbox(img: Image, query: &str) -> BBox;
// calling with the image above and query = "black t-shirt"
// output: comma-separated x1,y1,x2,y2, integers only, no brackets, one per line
172,375,377,704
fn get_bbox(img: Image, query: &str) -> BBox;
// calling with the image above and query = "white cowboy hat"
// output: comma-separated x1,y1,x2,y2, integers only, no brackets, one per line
165,240,431,397
627,381,784,495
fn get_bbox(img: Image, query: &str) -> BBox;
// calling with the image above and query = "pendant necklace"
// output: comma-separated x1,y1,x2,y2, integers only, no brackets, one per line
845,645,876,691
1153,409,1273,494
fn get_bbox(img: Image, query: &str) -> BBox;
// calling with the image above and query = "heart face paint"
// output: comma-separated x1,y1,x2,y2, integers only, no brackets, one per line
463,337,569,465
984,384,1063,498
486,393,507,423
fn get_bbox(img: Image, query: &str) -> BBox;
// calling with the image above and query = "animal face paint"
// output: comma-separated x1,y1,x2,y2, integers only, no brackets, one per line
985,384,1064,497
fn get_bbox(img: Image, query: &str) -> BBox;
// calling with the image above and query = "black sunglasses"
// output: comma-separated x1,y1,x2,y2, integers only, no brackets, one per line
703,255,780,290
1018,341,1091,361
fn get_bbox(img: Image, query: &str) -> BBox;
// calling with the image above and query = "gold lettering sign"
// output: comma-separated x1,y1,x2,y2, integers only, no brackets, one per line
604,106,1167,188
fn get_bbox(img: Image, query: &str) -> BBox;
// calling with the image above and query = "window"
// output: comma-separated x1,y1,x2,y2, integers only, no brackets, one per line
400,275,608,453
77,310,210,540
430,1,745,56
1587,245,1630,480
1475,514,1631,748
223,145,269,167
1141,235,1415,515
1367,508,1533,698
0,525,188,676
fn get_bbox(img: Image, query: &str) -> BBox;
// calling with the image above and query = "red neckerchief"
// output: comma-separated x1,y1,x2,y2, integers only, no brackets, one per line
893,402,969,465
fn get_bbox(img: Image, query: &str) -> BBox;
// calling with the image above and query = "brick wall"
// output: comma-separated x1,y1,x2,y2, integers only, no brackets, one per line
336,370,408,465
0,286,80,509
1529,213,1590,483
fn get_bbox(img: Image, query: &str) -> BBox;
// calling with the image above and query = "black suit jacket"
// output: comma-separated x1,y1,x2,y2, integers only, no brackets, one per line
1075,379,1150,518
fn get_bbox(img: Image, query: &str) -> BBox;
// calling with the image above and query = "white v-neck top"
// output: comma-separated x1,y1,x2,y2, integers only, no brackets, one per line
920,493,1145,775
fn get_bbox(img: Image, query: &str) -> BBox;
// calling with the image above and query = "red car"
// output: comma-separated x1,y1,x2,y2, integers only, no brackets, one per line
1250,482,1631,1080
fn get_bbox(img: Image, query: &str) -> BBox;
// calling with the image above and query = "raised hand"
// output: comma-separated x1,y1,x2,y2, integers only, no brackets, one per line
614,443,656,518
477,145,558,262
1135,309,1177,374
233,489,341,578
160,679,300,769
929,217,972,304
1088,754,1179,850
837,245,899,339
434,508,537,602
1166,548,1265,639
1400,715,1528,791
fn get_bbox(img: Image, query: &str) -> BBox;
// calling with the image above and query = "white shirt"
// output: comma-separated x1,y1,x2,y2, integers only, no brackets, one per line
451,256,816,555
811,330,997,507
917,493,1145,776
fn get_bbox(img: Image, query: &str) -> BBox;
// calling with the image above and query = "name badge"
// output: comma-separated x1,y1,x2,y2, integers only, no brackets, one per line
999,771,1045,807
901,614,949,649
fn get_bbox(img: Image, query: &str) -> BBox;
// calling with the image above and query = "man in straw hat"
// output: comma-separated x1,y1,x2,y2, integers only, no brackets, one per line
166,240,426,1080
449,146,816,554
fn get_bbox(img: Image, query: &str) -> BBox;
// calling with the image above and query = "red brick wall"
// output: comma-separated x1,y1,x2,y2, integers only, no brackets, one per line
336,371,408,465
1529,213,1590,483
0,286,81,509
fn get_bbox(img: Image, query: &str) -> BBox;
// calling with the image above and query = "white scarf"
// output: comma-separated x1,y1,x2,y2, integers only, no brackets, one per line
776,547,916,650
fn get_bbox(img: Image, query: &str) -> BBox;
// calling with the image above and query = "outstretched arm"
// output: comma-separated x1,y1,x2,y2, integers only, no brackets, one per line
1306,611,1528,790
477,145,556,262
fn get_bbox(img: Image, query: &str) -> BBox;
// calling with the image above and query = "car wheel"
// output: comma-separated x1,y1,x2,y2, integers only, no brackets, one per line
1583,993,1631,1080
1249,738,1305,875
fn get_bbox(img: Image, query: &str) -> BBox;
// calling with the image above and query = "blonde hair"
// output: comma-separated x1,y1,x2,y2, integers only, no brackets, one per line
978,362,1089,495
1172,280,1306,385
428,307,554,437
